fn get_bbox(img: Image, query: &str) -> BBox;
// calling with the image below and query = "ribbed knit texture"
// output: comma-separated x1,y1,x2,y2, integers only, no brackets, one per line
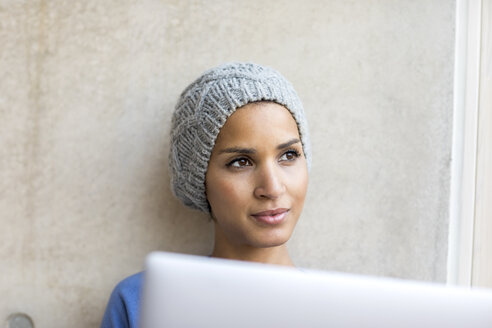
169,62,311,212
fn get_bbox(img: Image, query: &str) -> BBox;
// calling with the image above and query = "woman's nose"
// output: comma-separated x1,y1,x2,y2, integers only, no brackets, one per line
253,163,286,200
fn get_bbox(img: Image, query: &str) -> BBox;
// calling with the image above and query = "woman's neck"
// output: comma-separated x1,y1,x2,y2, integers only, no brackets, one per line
210,232,295,267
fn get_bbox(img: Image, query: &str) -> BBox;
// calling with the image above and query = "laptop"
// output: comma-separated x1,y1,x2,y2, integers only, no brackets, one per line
140,251,492,328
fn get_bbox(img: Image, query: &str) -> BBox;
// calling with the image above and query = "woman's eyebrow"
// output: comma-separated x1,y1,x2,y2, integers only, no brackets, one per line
218,139,300,155
218,147,256,155
277,138,301,150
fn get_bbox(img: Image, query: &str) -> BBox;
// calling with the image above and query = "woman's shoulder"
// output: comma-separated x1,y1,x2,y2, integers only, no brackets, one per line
114,271,144,296
100,271,145,328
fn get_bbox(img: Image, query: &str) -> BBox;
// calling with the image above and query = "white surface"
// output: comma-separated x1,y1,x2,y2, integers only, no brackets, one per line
448,0,492,288
142,252,492,328
447,0,482,287
473,0,492,288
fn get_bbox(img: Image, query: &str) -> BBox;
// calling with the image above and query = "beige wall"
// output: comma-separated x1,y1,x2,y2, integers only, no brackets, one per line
0,0,455,327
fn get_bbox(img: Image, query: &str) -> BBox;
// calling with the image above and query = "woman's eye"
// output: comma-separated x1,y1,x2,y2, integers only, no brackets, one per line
228,158,252,168
279,150,300,162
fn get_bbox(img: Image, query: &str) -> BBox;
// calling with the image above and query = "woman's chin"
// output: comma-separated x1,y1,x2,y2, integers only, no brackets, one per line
249,231,292,248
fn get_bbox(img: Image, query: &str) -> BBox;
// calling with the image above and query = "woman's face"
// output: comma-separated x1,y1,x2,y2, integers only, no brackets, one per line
205,102,309,249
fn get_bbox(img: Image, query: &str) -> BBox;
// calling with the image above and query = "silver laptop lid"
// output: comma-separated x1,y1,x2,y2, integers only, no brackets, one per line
140,252,492,328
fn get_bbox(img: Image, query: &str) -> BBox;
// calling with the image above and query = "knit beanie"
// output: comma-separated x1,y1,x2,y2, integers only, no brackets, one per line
169,62,311,212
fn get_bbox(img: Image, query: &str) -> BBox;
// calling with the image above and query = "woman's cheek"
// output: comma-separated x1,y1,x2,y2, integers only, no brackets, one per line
213,174,245,199
227,175,251,199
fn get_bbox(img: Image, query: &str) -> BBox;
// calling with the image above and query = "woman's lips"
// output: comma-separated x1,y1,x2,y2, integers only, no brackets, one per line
251,208,289,225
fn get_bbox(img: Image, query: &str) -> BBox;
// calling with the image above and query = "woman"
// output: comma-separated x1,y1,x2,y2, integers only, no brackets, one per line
101,62,311,328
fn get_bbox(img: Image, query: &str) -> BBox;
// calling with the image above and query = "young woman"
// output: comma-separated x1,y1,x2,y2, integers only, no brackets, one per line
101,62,311,328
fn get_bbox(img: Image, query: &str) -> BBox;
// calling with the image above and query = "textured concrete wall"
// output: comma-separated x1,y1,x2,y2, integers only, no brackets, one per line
0,0,455,327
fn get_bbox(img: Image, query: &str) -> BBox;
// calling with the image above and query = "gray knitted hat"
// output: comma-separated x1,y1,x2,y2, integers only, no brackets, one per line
169,62,311,212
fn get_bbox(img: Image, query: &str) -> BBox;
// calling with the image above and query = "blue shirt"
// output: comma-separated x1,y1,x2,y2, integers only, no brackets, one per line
101,272,144,328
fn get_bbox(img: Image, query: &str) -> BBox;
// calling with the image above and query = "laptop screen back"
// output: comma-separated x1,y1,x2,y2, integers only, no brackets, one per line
140,252,492,328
